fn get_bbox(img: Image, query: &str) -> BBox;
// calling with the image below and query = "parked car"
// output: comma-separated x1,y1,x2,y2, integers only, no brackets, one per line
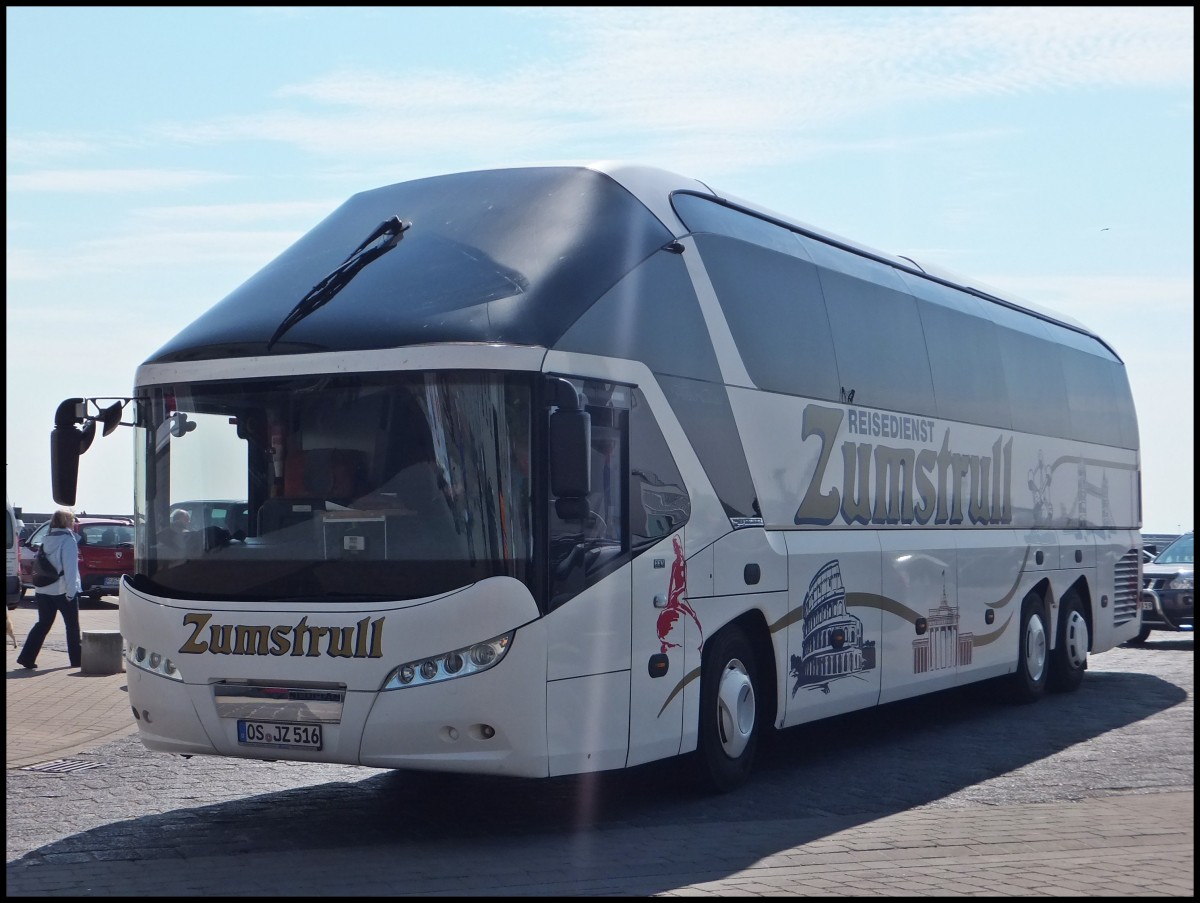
1132,531,1194,643
19,515,135,605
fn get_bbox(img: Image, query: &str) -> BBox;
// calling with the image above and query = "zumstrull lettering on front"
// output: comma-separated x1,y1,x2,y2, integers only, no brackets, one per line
50,163,1143,793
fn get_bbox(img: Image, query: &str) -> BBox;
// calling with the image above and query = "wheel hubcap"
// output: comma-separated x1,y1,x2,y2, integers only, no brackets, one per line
716,657,755,759
1064,610,1089,669
1025,614,1047,682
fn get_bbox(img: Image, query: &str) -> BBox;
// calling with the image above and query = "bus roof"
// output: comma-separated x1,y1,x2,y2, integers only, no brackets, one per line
145,162,1109,366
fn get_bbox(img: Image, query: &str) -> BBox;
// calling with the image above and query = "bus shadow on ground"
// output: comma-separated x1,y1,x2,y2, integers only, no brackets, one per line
6,667,1189,895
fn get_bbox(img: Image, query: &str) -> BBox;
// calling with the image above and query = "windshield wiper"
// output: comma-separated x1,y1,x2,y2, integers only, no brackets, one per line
267,215,410,349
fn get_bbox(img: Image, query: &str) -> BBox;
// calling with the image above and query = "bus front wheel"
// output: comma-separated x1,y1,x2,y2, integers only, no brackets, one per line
693,625,759,793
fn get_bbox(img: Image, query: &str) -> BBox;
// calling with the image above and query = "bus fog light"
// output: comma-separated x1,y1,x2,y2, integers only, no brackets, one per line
399,664,415,684
420,660,438,680
443,652,464,674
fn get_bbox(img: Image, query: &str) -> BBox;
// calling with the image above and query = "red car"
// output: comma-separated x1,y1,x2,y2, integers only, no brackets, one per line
19,515,135,605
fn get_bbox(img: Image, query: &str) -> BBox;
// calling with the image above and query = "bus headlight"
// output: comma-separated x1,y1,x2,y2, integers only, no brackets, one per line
382,631,514,690
127,643,184,681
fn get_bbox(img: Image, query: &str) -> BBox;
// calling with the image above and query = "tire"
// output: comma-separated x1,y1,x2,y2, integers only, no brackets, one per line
1049,595,1089,693
693,626,760,793
1009,596,1049,704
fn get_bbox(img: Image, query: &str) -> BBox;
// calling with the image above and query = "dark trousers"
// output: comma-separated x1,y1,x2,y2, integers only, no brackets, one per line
17,592,81,668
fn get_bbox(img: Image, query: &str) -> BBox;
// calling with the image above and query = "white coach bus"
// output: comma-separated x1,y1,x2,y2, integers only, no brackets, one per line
51,163,1144,791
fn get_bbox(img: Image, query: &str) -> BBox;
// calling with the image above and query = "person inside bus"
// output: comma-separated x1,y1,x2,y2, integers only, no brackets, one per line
157,509,193,558
16,509,83,670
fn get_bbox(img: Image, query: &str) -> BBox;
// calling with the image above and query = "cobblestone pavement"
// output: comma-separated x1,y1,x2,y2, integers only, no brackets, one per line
6,598,1193,896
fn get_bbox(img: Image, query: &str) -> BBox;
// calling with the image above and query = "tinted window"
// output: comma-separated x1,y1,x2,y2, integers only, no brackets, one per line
798,235,937,417
1041,320,1136,449
897,272,1012,429
985,303,1071,438
136,372,534,603
555,249,722,383
693,233,840,400
548,379,630,610
659,375,759,521
630,388,690,553
1107,364,1139,449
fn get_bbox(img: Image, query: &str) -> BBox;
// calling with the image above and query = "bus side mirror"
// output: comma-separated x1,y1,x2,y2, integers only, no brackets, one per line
50,425,85,506
550,408,590,498
547,377,591,500
49,395,135,507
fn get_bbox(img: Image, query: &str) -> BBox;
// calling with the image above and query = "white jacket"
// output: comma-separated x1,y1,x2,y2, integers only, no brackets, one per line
38,528,82,597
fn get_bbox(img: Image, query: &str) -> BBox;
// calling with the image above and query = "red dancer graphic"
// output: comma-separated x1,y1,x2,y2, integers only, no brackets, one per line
657,535,704,653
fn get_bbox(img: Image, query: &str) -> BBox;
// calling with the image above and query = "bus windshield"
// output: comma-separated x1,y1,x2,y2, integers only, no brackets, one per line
132,370,533,603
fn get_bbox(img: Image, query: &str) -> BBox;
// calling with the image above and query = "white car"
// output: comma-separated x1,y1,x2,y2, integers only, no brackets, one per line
5,497,21,609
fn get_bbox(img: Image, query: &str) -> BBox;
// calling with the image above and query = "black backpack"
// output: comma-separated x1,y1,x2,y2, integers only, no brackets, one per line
31,546,63,588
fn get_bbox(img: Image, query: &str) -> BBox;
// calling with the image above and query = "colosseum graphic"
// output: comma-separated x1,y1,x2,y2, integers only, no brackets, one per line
789,560,876,697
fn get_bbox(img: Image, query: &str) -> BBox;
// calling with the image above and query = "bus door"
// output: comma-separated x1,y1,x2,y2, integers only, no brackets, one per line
877,531,961,704
625,387,696,768
628,528,691,767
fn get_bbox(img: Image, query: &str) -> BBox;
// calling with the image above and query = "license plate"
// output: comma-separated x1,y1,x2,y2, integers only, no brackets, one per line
103,576,121,586
237,720,323,750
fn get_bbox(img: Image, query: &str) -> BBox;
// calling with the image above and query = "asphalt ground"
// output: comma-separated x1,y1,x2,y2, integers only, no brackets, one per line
5,600,1194,896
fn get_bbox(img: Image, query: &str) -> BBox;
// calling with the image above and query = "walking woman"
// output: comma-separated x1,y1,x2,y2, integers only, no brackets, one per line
16,509,82,670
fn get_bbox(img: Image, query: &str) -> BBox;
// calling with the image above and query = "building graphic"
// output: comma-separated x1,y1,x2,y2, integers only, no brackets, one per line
790,559,875,696
1074,460,1113,528
912,575,973,672
1029,450,1054,526
1031,450,1117,529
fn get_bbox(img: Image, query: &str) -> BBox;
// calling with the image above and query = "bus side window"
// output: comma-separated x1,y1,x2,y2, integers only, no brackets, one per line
548,398,629,610
629,388,690,553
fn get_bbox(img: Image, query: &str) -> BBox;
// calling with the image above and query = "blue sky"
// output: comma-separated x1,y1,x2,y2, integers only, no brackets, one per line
5,6,1194,531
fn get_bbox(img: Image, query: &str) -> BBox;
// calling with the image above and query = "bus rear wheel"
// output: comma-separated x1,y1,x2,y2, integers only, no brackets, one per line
1049,595,1089,692
694,626,759,793
1009,596,1049,703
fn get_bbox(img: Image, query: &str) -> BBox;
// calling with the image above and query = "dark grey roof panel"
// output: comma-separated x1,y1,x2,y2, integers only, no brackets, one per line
554,250,722,383
147,167,675,364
